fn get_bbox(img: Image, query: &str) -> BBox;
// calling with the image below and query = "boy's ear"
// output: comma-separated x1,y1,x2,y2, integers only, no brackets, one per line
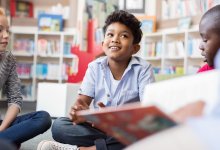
132,44,140,54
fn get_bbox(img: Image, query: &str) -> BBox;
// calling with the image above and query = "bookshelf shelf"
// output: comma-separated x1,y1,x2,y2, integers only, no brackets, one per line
13,53,34,57
9,27,78,101
140,28,202,75
146,57,161,61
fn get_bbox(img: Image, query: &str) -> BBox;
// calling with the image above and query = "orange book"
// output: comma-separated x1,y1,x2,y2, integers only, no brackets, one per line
136,15,156,33
77,103,176,145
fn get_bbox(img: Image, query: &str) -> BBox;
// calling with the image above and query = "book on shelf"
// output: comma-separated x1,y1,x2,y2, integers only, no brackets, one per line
136,15,156,33
141,41,162,58
77,70,220,145
161,0,201,19
36,63,60,80
166,41,185,58
13,38,34,55
188,39,201,57
16,63,32,79
37,39,60,56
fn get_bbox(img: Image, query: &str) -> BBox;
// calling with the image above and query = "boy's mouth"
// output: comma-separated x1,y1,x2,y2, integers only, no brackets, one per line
109,46,121,51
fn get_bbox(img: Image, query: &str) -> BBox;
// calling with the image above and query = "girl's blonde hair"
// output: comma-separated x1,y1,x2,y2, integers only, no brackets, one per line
0,7,6,16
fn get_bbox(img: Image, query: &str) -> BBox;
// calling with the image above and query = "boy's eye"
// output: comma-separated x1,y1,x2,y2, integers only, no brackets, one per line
120,34,128,38
203,39,207,42
106,33,113,37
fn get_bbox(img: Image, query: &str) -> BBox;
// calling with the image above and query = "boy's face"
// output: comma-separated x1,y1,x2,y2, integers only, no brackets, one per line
102,22,140,62
199,18,220,67
0,15,9,52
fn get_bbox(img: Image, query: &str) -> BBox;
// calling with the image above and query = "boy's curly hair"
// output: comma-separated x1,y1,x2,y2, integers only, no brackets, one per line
103,10,142,44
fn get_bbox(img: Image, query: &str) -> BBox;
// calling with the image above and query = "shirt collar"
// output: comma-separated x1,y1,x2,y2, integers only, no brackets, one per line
98,56,141,68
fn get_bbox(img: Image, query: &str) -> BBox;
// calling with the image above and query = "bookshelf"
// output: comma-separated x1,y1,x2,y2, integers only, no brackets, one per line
139,28,203,75
8,26,79,101
139,0,220,75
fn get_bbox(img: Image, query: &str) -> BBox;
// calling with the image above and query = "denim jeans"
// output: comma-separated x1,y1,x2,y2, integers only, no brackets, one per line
0,111,51,145
52,117,125,150
0,139,16,150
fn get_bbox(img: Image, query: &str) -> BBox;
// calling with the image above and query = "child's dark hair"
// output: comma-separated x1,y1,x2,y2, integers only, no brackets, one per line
201,5,220,34
103,10,142,44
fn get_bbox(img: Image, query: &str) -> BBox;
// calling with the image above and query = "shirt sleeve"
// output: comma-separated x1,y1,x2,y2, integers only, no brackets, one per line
78,63,96,98
4,54,22,111
139,64,155,101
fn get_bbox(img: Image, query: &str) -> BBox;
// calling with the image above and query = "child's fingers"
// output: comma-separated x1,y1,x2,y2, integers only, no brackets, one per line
97,102,106,108
87,121,95,127
69,110,77,121
73,117,86,124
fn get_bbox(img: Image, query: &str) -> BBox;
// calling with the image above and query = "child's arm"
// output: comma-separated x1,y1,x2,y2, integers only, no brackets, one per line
69,95,92,124
170,101,205,123
0,105,19,131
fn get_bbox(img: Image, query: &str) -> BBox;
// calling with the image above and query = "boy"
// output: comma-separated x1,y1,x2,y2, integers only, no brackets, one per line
0,7,51,148
198,4,220,72
38,10,155,150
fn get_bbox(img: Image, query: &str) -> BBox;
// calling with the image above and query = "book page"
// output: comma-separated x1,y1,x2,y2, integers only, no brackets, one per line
142,70,220,115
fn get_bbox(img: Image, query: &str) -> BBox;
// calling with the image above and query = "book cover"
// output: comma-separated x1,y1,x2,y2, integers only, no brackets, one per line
136,15,156,33
77,103,176,145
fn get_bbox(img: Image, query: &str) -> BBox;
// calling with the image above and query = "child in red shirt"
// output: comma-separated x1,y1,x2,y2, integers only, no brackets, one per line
197,5,220,72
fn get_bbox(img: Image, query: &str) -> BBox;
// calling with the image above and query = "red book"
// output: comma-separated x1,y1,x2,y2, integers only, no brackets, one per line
77,103,176,145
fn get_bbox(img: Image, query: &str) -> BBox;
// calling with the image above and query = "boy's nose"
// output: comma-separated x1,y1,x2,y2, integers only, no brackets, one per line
199,41,204,50
111,36,119,43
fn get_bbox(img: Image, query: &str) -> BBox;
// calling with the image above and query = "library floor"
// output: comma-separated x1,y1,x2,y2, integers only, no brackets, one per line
0,101,53,150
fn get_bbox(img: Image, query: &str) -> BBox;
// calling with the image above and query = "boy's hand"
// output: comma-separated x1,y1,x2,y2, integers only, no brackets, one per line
87,102,106,127
97,102,106,108
69,98,90,124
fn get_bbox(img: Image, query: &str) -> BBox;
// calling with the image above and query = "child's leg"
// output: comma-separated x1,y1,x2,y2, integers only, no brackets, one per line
0,139,16,150
0,111,51,145
52,117,125,150
95,137,125,150
52,117,107,146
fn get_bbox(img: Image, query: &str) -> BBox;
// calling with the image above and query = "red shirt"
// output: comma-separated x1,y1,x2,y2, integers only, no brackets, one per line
197,64,214,73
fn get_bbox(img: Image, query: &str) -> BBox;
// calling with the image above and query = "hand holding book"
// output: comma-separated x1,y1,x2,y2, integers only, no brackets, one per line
69,97,106,125
69,98,90,124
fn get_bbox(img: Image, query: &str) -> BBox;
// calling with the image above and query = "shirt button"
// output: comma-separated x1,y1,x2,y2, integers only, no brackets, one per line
107,94,110,97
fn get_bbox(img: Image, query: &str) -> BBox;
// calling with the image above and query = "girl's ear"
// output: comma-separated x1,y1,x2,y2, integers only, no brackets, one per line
132,44,140,54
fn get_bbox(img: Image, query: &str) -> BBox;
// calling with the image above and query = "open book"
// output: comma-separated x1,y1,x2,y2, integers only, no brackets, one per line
77,103,177,145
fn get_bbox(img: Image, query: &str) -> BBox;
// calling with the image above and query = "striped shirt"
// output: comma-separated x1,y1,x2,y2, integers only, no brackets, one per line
0,51,22,110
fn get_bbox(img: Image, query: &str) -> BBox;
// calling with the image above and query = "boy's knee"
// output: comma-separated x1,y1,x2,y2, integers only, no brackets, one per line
52,118,69,139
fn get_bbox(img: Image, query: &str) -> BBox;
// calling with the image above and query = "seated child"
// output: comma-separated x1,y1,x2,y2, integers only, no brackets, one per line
198,5,220,72
37,10,155,150
0,7,52,148
126,4,220,150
